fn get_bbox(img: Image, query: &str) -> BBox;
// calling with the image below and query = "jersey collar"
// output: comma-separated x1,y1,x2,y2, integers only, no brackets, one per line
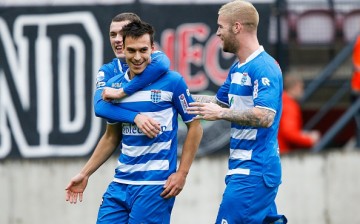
237,46,264,68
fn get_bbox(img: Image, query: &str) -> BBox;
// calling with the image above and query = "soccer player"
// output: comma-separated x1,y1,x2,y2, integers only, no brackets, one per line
187,1,287,223
96,12,170,103
67,20,203,223
93,12,170,138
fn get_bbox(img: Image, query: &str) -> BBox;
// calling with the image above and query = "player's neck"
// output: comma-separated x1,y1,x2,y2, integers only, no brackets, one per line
128,71,136,80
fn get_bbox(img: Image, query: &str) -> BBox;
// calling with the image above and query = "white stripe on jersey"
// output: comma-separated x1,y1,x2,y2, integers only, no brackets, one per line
122,140,172,157
141,108,174,132
228,94,253,110
119,90,173,103
117,160,169,173
231,72,252,86
122,107,174,136
229,149,253,160
227,168,250,176
231,128,257,140
113,178,166,186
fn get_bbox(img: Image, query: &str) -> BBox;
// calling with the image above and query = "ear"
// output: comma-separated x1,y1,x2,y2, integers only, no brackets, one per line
233,22,241,34
151,44,155,52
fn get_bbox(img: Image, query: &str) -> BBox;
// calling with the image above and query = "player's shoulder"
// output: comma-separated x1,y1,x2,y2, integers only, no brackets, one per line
99,58,118,73
107,73,126,87
151,50,164,57
96,58,121,88
163,70,183,81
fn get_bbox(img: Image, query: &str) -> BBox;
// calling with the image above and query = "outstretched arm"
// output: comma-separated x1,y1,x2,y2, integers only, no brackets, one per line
188,102,275,128
192,94,229,108
65,123,122,204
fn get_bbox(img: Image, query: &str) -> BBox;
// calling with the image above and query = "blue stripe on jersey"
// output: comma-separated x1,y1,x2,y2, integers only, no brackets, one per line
216,46,283,187
119,148,169,165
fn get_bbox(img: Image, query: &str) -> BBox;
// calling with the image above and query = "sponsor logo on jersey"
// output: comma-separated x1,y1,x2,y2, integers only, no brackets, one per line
229,96,234,107
150,90,162,103
221,219,228,224
262,77,270,86
96,82,106,88
122,123,144,135
111,82,122,88
96,71,105,88
96,71,105,82
253,79,259,99
122,123,166,136
179,94,188,113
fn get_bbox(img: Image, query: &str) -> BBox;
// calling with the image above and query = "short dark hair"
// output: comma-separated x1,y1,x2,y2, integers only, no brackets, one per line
111,12,141,23
122,21,155,46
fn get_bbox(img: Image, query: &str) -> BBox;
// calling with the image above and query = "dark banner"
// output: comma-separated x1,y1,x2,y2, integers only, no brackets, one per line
0,3,271,159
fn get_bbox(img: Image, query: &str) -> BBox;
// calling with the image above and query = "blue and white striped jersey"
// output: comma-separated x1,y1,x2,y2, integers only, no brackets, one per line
96,58,126,89
216,46,283,187
98,70,195,185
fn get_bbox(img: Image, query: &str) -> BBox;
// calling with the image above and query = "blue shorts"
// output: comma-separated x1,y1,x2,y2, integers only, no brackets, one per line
215,175,287,224
97,181,175,224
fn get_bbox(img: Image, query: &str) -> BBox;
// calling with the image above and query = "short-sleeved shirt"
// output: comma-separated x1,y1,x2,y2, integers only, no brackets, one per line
104,70,195,185
216,46,283,187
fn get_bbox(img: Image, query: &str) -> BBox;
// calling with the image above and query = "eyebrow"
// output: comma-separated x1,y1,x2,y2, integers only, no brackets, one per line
126,46,149,51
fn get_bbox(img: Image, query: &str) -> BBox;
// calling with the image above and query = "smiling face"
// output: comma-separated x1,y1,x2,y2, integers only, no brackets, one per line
109,20,131,58
123,33,154,78
216,14,238,54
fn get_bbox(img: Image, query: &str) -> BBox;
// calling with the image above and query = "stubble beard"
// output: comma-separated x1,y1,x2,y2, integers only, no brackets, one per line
222,35,238,54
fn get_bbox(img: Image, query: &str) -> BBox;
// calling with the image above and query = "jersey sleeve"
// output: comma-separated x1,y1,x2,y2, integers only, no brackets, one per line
252,66,282,113
96,59,117,90
215,71,231,106
93,89,138,123
172,76,197,123
122,51,170,95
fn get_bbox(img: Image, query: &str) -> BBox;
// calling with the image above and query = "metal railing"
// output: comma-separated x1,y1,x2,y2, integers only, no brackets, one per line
299,37,358,152
312,96,360,152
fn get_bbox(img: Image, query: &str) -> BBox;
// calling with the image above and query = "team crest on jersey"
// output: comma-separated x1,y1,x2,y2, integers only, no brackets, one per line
151,90,162,103
179,94,188,113
253,79,259,99
241,73,248,86
221,219,228,224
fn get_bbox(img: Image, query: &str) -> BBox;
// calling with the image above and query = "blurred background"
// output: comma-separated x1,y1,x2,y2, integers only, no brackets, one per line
0,0,360,223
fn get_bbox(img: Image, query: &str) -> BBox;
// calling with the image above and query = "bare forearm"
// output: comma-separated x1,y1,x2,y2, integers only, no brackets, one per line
80,137,117,177
192,94,228,108
192,95,217,104
80,124,121,177
177,121,203,175
220,107,275,128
